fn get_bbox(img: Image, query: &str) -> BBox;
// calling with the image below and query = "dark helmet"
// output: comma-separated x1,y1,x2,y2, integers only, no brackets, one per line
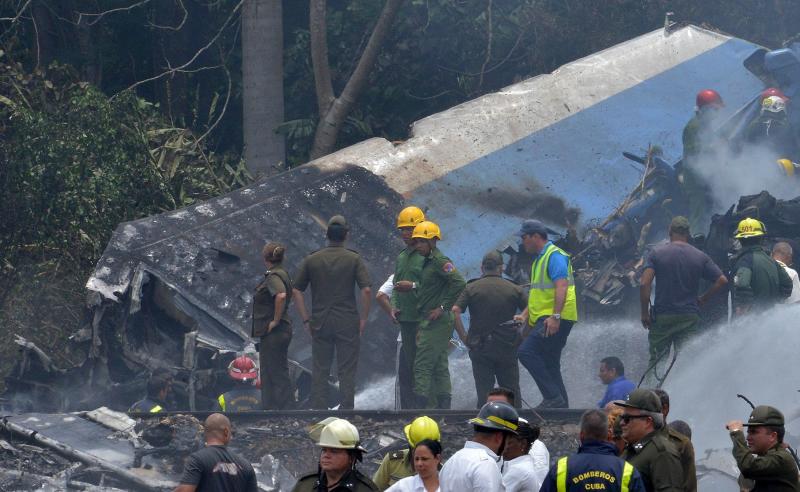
469,401,519,434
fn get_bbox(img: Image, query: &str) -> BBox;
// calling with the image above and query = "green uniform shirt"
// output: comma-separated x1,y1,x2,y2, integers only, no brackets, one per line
732,246,793,312
664,427,697,492
416,248,466,314
730,430,800,492
622,430,684,492
455,274,527,347
252,265,292,337
292,468,379,492
372,449,413,490
393,248,425,323
293,246,371,329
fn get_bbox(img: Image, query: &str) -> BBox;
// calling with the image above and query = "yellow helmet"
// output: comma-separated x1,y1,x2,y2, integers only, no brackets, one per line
735,217,766,239
397,206,426,228
404,416,440,447
777,159,796,177
412,221,442,240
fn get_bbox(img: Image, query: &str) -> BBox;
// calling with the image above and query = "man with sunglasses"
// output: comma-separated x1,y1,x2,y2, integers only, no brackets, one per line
726,405,799,491
615,389,683,492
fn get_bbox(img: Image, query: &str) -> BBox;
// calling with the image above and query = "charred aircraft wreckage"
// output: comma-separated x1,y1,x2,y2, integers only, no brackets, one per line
3,22,800,491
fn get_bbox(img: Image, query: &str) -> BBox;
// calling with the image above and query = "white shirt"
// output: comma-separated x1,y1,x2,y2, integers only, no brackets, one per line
386,474,440,492
776,261,800,304
379,274,395,297
440,441,505,492
528,439,550,486
502,454,542,492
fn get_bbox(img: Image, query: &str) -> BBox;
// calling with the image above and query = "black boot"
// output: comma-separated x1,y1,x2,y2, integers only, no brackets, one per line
436,395,451,410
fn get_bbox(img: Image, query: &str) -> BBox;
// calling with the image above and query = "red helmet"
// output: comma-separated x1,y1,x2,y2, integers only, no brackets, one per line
228,356,258,381
761,87,789,102
696,89,723,109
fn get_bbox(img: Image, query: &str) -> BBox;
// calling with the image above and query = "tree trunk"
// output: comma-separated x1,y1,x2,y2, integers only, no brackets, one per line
242,0,286,178
309,0,405,160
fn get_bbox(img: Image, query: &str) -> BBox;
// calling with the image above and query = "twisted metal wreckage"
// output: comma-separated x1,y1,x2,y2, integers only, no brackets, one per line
4,22,800,490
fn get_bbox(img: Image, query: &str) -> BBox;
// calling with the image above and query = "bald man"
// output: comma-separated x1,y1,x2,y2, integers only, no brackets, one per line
175,413,257,492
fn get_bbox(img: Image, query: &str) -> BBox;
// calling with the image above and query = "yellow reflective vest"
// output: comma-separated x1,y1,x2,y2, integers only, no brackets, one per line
556,456,634,492
528,242,577,322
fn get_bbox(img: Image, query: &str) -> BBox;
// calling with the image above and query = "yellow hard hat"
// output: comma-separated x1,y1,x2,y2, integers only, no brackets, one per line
397,206,425,228
735,217,766,239
777,159,796,177
404,416,440,447
412,221,442,240
317,418,366,451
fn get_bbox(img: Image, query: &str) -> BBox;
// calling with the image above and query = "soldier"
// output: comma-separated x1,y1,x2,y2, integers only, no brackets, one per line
726,405,800,492
614,389,684,492
293,215,372,409
372,416,440,490
411,220,465,409
731,218,793,316
252,242,294,410
376,206,427,409
452,250,527,408
214,356,261,412
293,418,379,492
653,389,697,492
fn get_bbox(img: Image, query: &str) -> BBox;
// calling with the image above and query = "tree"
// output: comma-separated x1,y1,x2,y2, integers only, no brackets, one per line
242,0,285,177
308,0,405,160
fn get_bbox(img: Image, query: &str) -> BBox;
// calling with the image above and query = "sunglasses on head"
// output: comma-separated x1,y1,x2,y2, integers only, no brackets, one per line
620,414,651,423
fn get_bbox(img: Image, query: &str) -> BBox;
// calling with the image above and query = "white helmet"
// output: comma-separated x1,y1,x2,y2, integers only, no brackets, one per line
762,95,787,114
317,418,366,451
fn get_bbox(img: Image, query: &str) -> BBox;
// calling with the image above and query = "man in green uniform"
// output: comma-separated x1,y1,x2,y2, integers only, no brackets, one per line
726,405,800,491
252,242,294,409
412,220,466,409
653,389,697,492
293,215,372,409
681,89,724,231
453,250,527,408
731,218,793,317
376,206,426,409
615,389,684,492
372,415,440,490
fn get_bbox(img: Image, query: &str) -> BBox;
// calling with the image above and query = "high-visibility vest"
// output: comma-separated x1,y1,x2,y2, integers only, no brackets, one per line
149,405,163,413
556,456,634,492
218,394,227,412
529,243,578,321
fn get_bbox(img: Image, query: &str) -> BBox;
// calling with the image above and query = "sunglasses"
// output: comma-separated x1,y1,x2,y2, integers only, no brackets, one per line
620,414,651,424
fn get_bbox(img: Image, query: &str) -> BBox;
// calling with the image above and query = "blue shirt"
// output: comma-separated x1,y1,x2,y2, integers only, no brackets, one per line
533,241,569,281
597,376,636,408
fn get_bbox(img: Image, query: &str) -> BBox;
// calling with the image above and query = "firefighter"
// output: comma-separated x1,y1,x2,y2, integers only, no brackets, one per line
746,96,797,161
411,220,466,409
215,356,261,412
731,218,793,316
376,206,427,409
129,368,172,413
680,89,724,231
372,416,440,490
293,419,379,492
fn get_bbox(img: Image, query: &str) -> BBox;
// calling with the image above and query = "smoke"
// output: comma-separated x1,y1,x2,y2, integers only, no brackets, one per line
665,304,800,455
687,120,798,230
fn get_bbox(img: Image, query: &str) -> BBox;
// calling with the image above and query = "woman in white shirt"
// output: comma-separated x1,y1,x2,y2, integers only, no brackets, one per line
386,439,442,492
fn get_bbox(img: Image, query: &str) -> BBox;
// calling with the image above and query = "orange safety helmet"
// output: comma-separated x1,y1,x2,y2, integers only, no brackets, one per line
228,356,258,381
696,89,724,109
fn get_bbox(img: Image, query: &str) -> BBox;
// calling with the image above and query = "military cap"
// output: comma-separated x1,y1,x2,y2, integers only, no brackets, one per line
482,250,503,269
614,389,662,413
327,215,348,228
669,215,691,235
743,405,785,427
